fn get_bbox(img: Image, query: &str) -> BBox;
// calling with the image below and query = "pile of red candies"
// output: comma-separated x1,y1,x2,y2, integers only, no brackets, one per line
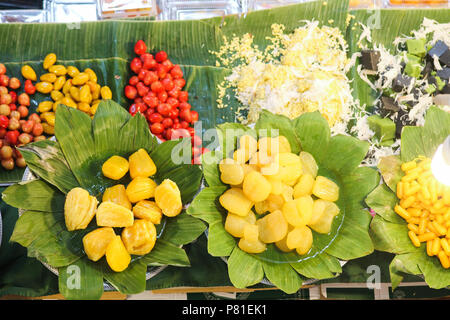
0,63,45,170
124,40,208,164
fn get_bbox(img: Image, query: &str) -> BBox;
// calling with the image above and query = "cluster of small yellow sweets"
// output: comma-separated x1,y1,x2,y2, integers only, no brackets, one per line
64,148,182,272
395,157,450,269
218,134,340,255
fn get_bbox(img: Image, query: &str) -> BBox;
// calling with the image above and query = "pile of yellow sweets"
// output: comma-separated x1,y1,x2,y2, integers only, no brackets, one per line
219,134,340,256
395,157,450,269
63,148,183,272
33,53,113,135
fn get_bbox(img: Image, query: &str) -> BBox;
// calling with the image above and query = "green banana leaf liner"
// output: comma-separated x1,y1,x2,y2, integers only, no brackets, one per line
0,0,350,184
1,100,206,299
365,106,450,290
187,110,380,294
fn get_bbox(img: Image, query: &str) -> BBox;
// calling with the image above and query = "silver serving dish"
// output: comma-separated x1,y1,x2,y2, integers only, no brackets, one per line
20,166,167,291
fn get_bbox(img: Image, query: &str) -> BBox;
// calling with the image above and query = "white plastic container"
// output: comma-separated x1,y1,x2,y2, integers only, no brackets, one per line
96,0,158,20
160,0,241,20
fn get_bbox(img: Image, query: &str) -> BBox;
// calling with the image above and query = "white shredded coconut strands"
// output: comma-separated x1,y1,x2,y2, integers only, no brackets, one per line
356,18,450,166
210,21,363,133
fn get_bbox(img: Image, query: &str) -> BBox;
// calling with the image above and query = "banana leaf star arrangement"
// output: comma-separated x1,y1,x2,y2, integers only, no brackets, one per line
1,100,206,299
366,106,450,290
187,110,380,293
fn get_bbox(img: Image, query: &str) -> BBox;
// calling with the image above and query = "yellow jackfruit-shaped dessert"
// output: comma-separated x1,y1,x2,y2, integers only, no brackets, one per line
106,235,131,272
238,238,266,254
219,158,244,186
239,134,258,156
154,179,182,217
265,193,285,212
293,173,314,199
265,175,283,195
243,171,272,202
96,201,134,227
254,200,269,215
219,187,253,217
129,148,157,179
275,225,295,252
257,136,279,156
82,227,116,262
102,155,129,180
286,225,313,255
275,136,292,153
309,200,340,234
277,152,303,186
259,154,281,176
249,148,274,167
281,184,294,202
224,212,256,238
243,224,259,242
282,195,313,227
132,200,163,224
312,176,339,202
256,210,288,243
102,184,132,210
121,219,157,255
126,176,157,203
64,187,99,231
233,148,251,164
299,151,318,178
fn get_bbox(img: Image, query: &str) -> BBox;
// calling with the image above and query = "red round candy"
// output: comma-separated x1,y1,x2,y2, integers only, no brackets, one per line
143,71,158,86
161,78,174,92
180,109,192,123
179,102,191,110
168,87,180,98
190,110,199,123
143,94,158,108
171,128,190,139
134,40,147,56
157,103,171,117
178,91,188,102
156,64,167,79
151,81,164,93
170,65,183,79
180,121,189,129
192,146,202,158
140,52,153,62
125,85,138,100
136,82,149,97
130,57,142,74
155,51,168,63
162,117,173,128
151,122,164,134
191,135,202,147
157,91,168,103
129,76,139,86
187,127,195,137
166,97,179,109
149,112,163,123
161,59,174,71
173,78,186,89
164,128,174,140
168,108,179,119
145,108,155,119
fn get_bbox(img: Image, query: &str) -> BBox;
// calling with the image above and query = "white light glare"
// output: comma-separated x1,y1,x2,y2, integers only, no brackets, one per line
431,136,450,186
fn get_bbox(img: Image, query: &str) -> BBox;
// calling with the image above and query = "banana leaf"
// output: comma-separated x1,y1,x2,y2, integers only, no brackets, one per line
2,100,206,299
187,110,379,294
0,0,349,184
365,106,450,290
